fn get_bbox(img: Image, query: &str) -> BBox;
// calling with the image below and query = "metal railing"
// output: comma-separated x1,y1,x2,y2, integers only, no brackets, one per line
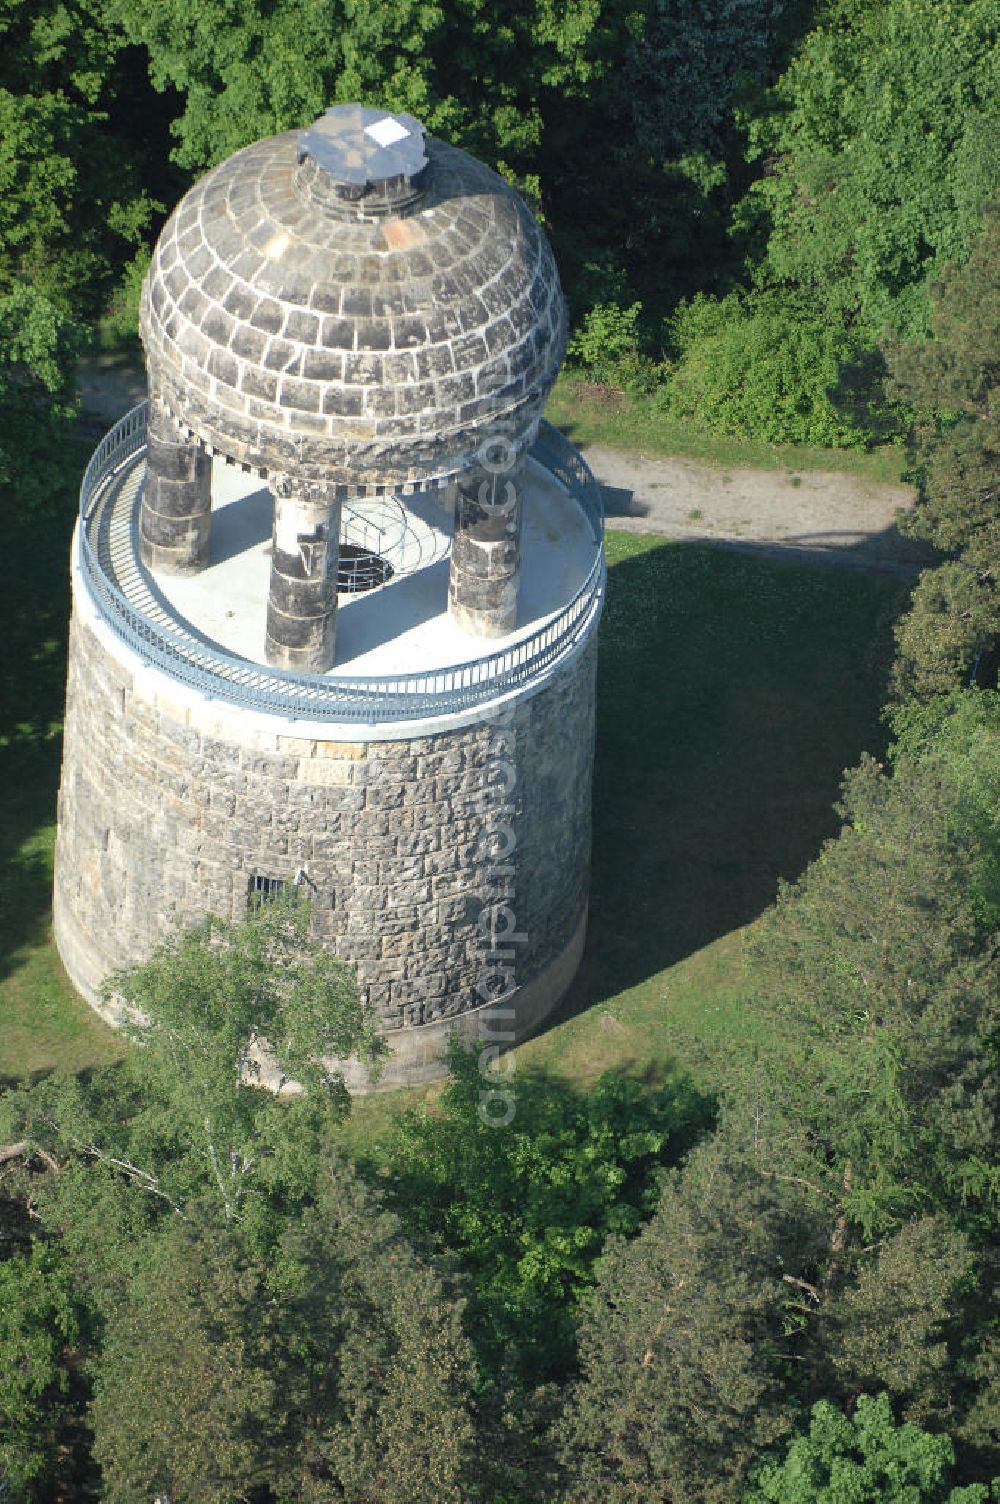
77,400,605,724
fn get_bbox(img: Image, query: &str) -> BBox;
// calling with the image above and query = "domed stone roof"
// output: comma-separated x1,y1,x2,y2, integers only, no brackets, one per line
140,107,567,494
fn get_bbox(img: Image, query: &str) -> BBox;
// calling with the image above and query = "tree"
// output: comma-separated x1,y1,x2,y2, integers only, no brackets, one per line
107,0,627,182
825,1218,973,1426
272,1156,477,1503
108,889,383,1098
555,1133,825,1503
89,1212,278,1504
89,1159,477,1504
104,891,384,1222
0,1243,81,1501
959,1318,1000,1468
0,0,152,319
701,720,1000,1466
885,197,1000,701
0,895,385,1274
889,196,1000,566
0,285,85,517
656,0,1000,445
620,0,789,164
663,288,881,447
735,749,1000,1247
887,690,1000,924
107,0,789,345
741,0,1000,345
743,1392,999,1504
371,1040,710,1386
891,563,1000,703
0,0,158,515
0,906,478,1498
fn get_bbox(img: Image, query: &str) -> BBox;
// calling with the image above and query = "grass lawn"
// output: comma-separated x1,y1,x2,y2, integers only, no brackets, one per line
547,372,909,486
0,463,122,1085
0,490,905,1117
0,798,121,1085
341,532,906,1148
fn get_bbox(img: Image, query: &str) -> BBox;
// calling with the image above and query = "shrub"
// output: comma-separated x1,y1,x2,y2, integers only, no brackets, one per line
662,289,885,447
566,300,659,392
743,1393,999,1503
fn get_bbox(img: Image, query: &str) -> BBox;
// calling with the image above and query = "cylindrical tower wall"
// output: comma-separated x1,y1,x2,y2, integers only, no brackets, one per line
53,566,597,1088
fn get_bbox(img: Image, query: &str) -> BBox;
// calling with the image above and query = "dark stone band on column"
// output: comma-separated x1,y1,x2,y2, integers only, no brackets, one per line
265,604,337,668
448,462,523,636
265,492,341,671
139,401,212,574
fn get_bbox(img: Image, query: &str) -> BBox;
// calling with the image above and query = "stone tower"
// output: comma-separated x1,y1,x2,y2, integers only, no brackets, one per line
53,105,605,1088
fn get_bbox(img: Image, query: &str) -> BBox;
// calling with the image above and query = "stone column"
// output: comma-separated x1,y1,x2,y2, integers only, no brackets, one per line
448,453,524,637
265,480,342,672
139,397,212,573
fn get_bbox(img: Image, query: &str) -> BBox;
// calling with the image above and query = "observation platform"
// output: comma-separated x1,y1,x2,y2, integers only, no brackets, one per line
77,402,605,727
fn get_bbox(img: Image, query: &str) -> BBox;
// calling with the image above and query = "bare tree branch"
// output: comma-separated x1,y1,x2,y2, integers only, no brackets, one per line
0,1141,62,1175
781,1273,822,1303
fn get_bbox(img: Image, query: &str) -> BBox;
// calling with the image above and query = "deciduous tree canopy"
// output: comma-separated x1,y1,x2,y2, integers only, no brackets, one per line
5,1,1000,1496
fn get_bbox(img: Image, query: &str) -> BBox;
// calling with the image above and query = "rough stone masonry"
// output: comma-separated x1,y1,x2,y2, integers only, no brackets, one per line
54,589,598,1086
54,104,602,1087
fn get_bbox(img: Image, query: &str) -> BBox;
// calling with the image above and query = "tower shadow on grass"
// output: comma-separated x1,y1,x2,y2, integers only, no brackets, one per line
552,534,906,1023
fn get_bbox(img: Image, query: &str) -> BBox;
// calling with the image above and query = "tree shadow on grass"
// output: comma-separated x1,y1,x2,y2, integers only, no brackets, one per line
0,737,65,986
0,475,78,985
555,535,906,1021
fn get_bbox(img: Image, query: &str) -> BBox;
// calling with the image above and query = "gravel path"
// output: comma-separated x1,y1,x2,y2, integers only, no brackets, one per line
77,358,928,577
584,443,928,577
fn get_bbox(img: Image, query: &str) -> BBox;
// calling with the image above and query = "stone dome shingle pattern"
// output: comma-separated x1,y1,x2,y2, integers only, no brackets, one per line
140,131,567,493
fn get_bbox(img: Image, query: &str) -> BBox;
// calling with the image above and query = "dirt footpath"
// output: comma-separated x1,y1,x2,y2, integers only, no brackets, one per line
77,357,927,577
584,444,928,577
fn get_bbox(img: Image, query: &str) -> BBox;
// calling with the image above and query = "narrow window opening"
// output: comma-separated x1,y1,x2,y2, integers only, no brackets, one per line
248,873,288,909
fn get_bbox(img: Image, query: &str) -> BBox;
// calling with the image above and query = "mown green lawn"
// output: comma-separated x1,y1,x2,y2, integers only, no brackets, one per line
0,455,123,1085
0,790,120,1085
0,513,905,1119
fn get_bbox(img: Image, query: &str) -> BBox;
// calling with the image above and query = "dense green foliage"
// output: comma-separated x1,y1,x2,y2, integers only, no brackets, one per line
89,1171,477,1504
662,289,876,446
0,1244,81,1497
0,902,477,1501
555,696,1000,1500
887,200,1000,700
557,1136,822,1503
658,0,1000,443
12,698,1000,1498
8,0,1000,457
367,1041,711,1383
744,1394,999,1504
0,520,911,1500
5,0,1000,1497
0,0,158,505
741,0,1000,344
0,897,384,1255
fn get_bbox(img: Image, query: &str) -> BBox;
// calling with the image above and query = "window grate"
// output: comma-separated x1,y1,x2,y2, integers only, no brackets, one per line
248,873,288,909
